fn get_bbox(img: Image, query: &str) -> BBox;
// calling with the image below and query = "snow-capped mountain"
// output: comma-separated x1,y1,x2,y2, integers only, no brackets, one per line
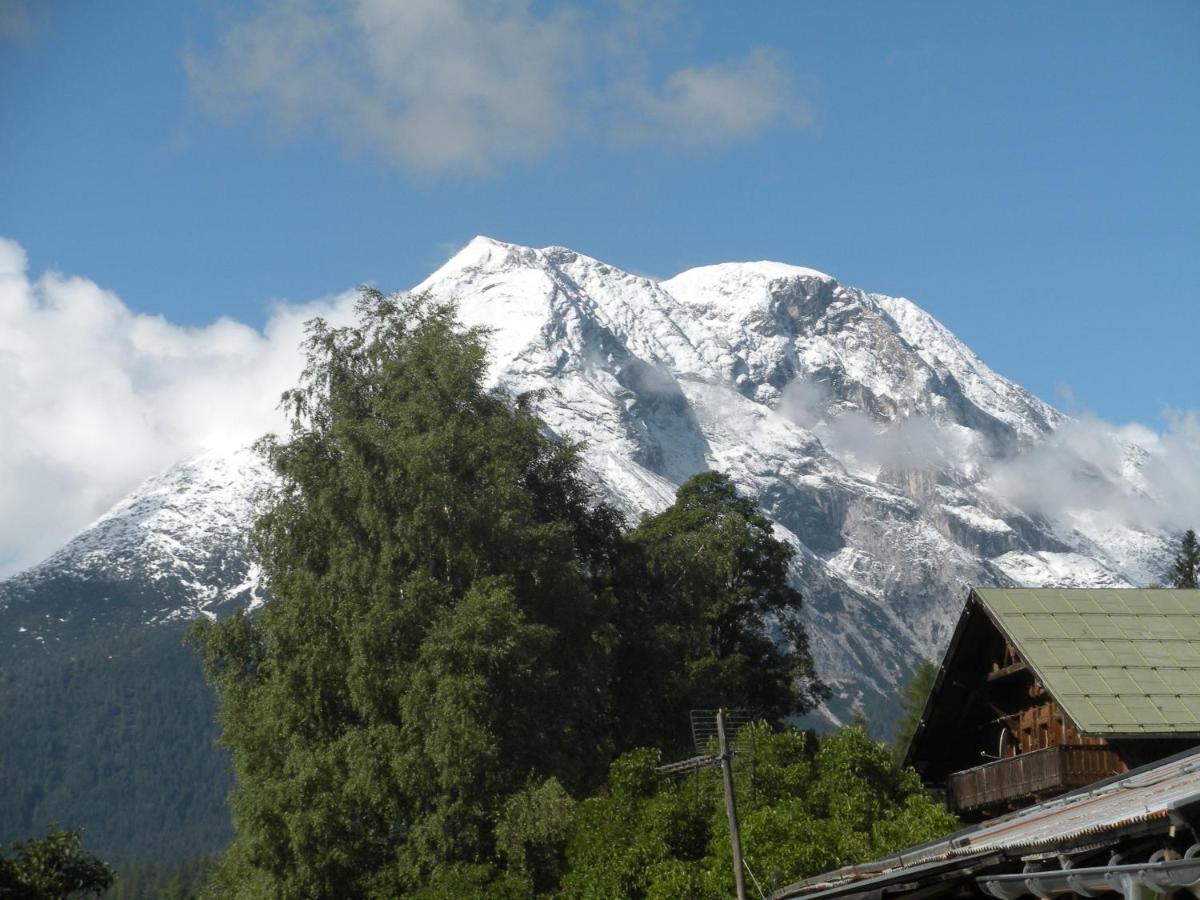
0,448,273,646
1,237,1178,728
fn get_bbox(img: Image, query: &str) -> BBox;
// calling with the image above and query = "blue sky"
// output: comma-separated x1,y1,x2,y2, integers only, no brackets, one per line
3,0,1198,418
2,1,1196,421
0,1,1197,571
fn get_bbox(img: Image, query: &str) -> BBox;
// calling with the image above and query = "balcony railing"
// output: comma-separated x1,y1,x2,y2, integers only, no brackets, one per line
947,744,1123,815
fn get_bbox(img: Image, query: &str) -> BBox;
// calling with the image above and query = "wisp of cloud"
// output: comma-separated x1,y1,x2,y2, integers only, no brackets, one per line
186,0,808,175
778,374,1199,540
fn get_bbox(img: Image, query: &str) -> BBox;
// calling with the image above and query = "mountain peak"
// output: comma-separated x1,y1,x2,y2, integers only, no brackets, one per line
661,259,837,322
4,239,1173,730
668,259,835,290
417,235,529,287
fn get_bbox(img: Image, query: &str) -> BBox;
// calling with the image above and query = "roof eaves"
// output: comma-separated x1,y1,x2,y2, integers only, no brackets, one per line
1083,728,1200,739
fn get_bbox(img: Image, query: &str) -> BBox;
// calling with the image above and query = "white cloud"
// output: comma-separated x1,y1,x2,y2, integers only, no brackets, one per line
779,378,981,474
0,237,357,575
187,0,581,174
186,1,807,174
985,413,1200,536
617,48,809,146
778,375,1200,538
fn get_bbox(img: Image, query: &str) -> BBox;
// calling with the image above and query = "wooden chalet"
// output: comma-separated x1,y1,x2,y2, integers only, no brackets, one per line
905,587,1200,820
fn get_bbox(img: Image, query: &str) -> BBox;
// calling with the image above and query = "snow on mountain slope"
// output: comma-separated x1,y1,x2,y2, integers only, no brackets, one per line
871,294,1062,440
2,237,1179,730
0,447,273,634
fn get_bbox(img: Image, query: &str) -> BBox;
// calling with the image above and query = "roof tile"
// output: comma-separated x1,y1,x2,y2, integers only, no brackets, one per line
974,589,1200,735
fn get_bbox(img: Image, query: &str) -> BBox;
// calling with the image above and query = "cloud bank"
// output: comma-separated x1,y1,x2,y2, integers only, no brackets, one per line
780,378,983,474
186,0,806,174
0,237,357,575
780,375,1200,541
985,413,1200,536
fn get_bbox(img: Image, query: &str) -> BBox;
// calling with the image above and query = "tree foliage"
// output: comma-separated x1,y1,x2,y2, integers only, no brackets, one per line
189,291,836,896
891,659,938,761
1170,529,1200,588
0,827,113,899
560,725,959,899
191,292,624,897
612,473,828,754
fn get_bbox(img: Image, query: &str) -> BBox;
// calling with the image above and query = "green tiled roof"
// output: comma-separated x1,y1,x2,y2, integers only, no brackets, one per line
974,588,1200,736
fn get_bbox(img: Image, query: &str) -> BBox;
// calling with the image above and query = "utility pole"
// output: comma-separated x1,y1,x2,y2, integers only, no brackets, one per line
655,708,754,898
718,707,748,900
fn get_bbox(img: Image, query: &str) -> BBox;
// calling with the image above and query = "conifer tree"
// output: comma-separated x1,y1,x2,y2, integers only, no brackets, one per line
891,659,938,762
1170,529,1200,588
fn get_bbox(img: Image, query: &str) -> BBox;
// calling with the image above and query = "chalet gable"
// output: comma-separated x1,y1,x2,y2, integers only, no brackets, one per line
905,587,1200,817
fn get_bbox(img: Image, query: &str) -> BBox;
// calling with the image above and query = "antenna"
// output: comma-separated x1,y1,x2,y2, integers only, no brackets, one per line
655,708,755,900
690,708,755,756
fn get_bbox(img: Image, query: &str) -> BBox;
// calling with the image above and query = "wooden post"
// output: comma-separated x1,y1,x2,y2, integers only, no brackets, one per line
718,708,748,900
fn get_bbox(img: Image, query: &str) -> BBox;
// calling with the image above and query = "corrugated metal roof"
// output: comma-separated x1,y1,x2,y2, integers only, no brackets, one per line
774,744,1200,898
958,746,1200,854
975,588,1200,736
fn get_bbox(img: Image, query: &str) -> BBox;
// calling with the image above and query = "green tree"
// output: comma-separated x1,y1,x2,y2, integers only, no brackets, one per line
611,472,828,754
891,659,938,761
560,725,958,900
494,778,577,894
1170,529,1200,588
0,827,113,899
191,292,624,898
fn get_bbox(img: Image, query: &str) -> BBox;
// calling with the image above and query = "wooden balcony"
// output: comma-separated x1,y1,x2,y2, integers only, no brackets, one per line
947,744,1123,815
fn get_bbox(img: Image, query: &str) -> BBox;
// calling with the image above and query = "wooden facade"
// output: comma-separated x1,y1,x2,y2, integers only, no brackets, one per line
947,744,1123,813
905,592,1198,820
937,635,1127,816
985,640,1109,757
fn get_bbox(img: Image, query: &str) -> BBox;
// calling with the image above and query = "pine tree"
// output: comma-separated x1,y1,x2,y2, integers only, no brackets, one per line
891,659,938,762
1170,529,1200,588
191,291,624,898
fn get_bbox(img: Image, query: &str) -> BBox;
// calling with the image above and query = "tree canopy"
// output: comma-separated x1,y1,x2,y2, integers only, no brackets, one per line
0,827,113,899
612,471,828,754
560,724,959,899
189,290,844,897
192,292,626,897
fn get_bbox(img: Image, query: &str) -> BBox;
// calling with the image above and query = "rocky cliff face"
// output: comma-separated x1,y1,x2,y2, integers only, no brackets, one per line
1,237,1173,730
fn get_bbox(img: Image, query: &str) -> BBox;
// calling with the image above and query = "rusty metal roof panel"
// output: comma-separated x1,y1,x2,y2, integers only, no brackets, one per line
958,749,1200,853
972,588,1200,736
772,745,1200,899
